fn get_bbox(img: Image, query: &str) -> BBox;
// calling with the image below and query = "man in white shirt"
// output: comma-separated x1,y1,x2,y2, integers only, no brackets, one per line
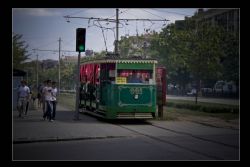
17,80,30,118
42,80,53,122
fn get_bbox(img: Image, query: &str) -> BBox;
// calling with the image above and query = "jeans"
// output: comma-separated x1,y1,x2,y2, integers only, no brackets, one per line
17,97,27,117
52,101,57,120
43,101,53,120
25,101,29,115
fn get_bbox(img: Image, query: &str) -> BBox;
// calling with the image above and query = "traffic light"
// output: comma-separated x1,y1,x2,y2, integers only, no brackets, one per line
76,28,86,52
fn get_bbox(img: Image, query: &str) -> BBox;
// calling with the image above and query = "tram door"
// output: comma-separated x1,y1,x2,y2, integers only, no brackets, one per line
156,67,166,117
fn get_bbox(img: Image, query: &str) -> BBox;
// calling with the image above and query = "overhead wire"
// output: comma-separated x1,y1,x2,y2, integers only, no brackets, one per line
97,20,108,52
107,9,130,19
63,9,172,52
140,9,166,20
151,8,193,17
66,8,91,17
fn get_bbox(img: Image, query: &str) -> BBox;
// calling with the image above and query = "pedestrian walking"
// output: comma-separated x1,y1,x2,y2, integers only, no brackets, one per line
41,80,47,113
37,84,42,108
17,80,30,118
25,90,32,115
31,89,37,105
43,80,54,122
51,81,58,121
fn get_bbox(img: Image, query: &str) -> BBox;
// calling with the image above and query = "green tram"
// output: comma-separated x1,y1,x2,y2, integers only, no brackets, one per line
79,58,159,119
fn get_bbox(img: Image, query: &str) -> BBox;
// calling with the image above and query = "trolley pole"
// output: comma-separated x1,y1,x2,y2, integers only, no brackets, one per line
115,8,119,55
74,51,81,120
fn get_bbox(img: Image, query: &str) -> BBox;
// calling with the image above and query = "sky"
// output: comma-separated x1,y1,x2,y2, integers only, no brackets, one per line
13,8,198,61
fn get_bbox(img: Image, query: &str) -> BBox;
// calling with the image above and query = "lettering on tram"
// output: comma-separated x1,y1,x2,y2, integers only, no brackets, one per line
129,87,142,95
78,58,165,119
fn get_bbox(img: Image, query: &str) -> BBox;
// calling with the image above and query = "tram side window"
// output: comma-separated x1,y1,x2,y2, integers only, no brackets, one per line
100,63,116,84
117,69,153,84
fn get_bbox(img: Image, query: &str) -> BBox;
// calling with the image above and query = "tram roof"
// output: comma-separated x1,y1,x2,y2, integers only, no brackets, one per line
81,58,158,65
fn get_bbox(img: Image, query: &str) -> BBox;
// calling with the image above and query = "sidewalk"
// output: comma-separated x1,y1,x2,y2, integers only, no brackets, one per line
13,103,135,143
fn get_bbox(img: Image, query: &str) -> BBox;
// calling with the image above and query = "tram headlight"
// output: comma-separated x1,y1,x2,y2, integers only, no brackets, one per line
134,94,139,100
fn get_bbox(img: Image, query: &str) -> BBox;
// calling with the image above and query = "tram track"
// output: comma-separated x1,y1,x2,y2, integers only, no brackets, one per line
149,123,238,149
109,120,238,160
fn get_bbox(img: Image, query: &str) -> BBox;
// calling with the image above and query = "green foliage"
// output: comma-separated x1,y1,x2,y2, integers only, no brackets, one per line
220,31,239,85
39,66,58,83
13,33,30,69
165,21,225,84
60,62,76,90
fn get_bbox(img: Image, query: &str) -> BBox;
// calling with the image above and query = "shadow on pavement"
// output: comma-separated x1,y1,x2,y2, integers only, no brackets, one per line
13,108,154,125
97,117,152,125
13,110,100,124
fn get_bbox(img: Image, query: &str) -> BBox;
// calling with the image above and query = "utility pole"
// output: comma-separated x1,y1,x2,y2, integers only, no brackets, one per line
74,51,81,120
36,54,38,89
115,8,119,55
58,37,61,95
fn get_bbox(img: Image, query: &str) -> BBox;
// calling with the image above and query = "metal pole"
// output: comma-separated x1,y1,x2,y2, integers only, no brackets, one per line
74,51,81,120
115,8,119,55
26,70,28,84
58,37,61,95
36,54,38,89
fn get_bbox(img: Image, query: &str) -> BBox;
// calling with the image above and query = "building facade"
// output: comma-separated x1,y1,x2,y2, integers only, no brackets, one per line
193,9,239,33
175,9,239,34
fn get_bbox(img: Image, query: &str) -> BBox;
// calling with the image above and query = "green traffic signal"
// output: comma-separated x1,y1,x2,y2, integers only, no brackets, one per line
76,28,86,52
79,45,85,52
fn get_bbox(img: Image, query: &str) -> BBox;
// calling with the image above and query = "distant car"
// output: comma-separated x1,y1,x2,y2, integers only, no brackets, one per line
201,88,213,93
187,88,197,96
214,80,237,93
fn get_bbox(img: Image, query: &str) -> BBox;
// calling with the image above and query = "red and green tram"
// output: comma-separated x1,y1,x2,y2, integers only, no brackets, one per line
79,58,163,119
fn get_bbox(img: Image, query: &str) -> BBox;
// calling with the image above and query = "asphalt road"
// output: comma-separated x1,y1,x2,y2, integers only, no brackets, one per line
13,105,239,160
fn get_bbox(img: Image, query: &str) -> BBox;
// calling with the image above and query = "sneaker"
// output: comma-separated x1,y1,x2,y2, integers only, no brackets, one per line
49,119,54,122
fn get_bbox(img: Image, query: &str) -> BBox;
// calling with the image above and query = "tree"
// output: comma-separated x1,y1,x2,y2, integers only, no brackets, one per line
148,19,229,102
60,61,76,90
149,23,192,94
170,20,233,102
220,31,239,88
119,36,131,57
13,33,30,69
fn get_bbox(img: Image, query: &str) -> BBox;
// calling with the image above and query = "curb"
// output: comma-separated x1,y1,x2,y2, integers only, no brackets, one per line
13,135,129,144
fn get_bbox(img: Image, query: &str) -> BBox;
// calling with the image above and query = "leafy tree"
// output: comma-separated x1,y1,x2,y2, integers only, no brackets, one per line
13,33,30,69
148,19,232,102
60,62,76,90
220,31,239,87
165,20,234,102
149,23,192,93
119,36,131,57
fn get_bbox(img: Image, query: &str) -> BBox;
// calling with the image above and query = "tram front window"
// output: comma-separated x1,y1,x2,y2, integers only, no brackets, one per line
117,69,153,84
